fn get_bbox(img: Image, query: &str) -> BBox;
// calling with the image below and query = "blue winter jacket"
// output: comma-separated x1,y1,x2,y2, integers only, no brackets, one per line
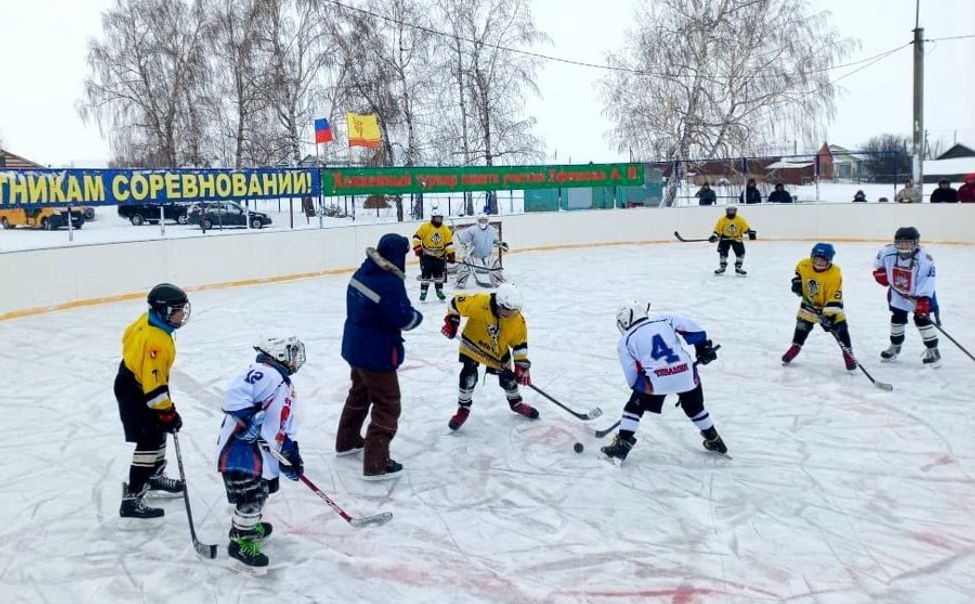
341,234,423,371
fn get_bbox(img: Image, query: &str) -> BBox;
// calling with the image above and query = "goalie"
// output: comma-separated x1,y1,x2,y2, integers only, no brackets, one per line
454,213,508,288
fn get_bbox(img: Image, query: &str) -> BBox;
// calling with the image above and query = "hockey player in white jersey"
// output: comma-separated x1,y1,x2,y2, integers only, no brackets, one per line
601,301,726,463
872,227,941,367
215,335,306,574
454,213,508,287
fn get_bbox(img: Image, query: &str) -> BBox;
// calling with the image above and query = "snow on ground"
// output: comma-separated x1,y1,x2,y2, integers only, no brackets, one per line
1,240,973,603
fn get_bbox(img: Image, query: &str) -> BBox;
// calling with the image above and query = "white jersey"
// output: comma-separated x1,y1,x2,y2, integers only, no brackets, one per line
215,361,296,479
456,224,500,259
618,312,705,395
873,244,936,312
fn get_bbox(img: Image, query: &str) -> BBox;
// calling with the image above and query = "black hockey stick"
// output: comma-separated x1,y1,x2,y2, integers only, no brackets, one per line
172,434,219,559
261,443,392,528
674,231,713,243
592,347,720,439
932,323,975,362
827,329,893,391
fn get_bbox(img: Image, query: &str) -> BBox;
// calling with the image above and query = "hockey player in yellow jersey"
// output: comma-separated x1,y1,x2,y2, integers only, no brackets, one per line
115,283,191,520
440,283,539,430
708,206,756,275
412,204,455,301
781,243,858,371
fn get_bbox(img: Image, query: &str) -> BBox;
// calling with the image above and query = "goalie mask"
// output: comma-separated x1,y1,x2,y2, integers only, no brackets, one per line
476,213,489,230
147,283,190,328
616,301,651,334
894,226,920,258
255,335,306,375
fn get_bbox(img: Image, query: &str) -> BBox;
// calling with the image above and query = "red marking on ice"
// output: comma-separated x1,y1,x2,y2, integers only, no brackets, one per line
584,585,718,602
910,531,955,550
920,454,954,471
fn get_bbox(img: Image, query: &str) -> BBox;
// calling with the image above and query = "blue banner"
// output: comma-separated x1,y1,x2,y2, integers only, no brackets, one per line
0,167,321,208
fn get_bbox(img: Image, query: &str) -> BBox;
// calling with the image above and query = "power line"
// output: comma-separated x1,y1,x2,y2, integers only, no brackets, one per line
324,0,918,81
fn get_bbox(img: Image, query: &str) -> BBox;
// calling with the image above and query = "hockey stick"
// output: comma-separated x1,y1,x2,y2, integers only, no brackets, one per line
674,231,713,243
261,443,392,528
932,323,975,362
827,329,893,391
172,434,219,559
461,338,603,421
592,347,720,439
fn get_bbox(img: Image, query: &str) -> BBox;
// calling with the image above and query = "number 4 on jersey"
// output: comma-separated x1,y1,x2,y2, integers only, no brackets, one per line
651,335,679,363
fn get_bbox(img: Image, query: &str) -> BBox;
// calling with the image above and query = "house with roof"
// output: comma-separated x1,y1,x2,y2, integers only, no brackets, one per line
0,148,44,169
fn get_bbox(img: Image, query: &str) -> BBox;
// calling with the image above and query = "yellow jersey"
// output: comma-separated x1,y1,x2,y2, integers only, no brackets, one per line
794,258,845,323
121,312,177,411
712,215,751,241
448,293,528,367
412,222,454,256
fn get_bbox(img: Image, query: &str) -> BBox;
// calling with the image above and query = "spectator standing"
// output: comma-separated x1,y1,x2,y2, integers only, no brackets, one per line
929,180,957,203
695,182,717,206
852,190,867,202
958,175,975,203
740,178,761,204
894,179,922,204
768,183,793,203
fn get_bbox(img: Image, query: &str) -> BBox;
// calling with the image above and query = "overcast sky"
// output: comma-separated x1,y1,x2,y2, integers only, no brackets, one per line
1,0,972,167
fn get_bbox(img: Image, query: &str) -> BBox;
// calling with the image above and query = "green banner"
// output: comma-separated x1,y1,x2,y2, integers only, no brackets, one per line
321,163,645,196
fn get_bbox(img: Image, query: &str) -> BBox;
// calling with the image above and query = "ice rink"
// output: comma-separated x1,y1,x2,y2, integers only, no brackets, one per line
1,239,973,603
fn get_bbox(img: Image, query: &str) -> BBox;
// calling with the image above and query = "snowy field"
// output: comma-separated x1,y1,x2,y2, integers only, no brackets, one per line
1,240,973,603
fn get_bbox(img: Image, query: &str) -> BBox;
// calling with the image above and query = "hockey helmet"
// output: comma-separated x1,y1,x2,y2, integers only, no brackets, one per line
810,242,835,270
894,226,920,257
254,335,306,375
725,205,738,217
147,283,190,328
495,283,523,313
616,301,651,334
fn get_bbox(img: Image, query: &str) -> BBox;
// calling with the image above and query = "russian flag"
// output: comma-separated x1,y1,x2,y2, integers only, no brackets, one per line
314,118,334,144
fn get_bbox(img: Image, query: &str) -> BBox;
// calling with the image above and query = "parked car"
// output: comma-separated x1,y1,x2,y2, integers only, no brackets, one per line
117,203,189,226
187,201,272,230
0,207,85,230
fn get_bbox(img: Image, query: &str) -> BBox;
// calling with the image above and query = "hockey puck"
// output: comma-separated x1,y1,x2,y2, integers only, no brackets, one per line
573,442,584,454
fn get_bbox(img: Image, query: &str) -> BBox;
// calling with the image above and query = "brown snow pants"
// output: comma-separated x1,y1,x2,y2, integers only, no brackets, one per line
336,367,402,475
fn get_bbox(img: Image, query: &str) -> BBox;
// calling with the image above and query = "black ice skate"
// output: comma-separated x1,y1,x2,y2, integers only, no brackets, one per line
714,267,726,275
735,267,747,276
781,344,801,364
701,427,728,454
880,344,901,362
419,290,428,302
363,460,404,481
119,483,164,519
228,536,269,576
448,406,470,431
601,435,636,463
435,288,447,301
921,348,942,368
148,464,184,497
509,401,539,419
230,522,273,542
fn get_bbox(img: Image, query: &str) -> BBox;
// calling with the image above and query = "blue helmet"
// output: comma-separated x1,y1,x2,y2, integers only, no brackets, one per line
811,242,835,263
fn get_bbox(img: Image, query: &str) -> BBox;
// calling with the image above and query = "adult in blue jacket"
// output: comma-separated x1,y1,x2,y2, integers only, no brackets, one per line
337,234,423,479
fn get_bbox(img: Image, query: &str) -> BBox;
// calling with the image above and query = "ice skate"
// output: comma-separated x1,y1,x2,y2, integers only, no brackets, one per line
735,268,747,276
147,463,184,498
714,266,726,275
435,288,446,301
228,537,269,576
842,350,857,372
921,348,942,368
448,406,470,431
781,344,801,365
419,290,428,302
701,427,728,455
509,401,539,419
363,460,404,481
880,344,901,362
119,483,164,520
600,435,636,464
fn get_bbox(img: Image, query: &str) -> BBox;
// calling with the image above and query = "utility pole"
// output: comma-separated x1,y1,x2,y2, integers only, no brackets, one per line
912,0,924,195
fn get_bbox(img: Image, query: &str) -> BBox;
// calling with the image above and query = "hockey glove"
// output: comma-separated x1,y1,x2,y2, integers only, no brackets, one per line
708,234,719,243
819,315,835,332
441,314,460,339
499,242,509,252
279,438,303,481
156,406,182,433
413,245,423,258
914,296,931,319
514,360,532,386
233,409,265,442
790,277,803,297
872,268,889,286
446,252,456,263
747,229,757,241
694,340,718,365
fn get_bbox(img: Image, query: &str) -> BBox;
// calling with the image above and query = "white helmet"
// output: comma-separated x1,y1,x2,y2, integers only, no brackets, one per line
255,335,306,375
431,203,443,218
495,283,523,311
616,301,650,334
476,213,489,229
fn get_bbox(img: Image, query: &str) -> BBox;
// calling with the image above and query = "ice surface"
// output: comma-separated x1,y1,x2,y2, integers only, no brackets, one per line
1,240,972,603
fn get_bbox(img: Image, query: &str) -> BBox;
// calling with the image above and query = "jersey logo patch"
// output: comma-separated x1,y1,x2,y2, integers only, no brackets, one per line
806,280,820,295
892,267,913,293
487,323,500,345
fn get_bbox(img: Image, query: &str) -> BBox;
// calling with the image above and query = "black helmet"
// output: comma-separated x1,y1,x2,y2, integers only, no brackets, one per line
148,283,190,328
894,226,920,243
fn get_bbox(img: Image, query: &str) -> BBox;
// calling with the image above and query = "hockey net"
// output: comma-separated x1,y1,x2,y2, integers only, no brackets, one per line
449,219,504,270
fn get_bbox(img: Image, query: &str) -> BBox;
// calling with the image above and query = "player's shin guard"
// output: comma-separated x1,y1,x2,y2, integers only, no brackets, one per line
715,256,728,274
128,447,158,494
